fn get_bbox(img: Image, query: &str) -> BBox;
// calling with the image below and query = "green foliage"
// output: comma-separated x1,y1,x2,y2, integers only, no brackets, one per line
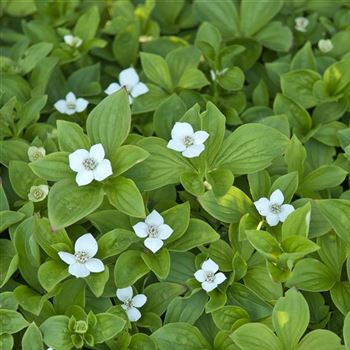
1,0,349,348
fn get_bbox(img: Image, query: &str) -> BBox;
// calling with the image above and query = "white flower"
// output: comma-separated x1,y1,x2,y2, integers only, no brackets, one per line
318,39,333,53
167,122,209,158
58,233,104,278
194,258,226,292
132,210,173,253
116,286,147,322
210,68,228,81
28,185,49,202
254,189,295,226
28,146,46,162
104,67,149,104
64,35,83,48
69,144,113,186
295,17,309,32
54,92,88,115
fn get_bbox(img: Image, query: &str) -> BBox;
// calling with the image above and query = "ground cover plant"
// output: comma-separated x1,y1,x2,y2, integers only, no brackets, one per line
0,0,350,349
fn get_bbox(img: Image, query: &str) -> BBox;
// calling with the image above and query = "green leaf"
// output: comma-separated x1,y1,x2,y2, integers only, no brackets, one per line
110,145,149,176
317,199,350,246
344,312,350,349
231,323,282,350
40,316,72,349
86,89,130,156
140,52,173,92
129,334,157,350
214,124,290,174
114,250,150,288
330,282,350,316
105,176,145,218
323,60,350,95
177,69,209,90
48,179,104,229
269,171,299,203
29,152,72,181
142,248,170,280
212,306,249,331
240,0,283,36
273,288,309,348
287,258,337,292
282,203,311,239
168,218,220,251
151,322,212,350
290,42,316,71
143,282,187,316
245,230,282,260
165,292,208,325
297,329,344,350
0,309,28,334
0,140,29,167
22,322,44,350
217,67,244,91
37,260,69,292
74,5,100,42
68,63,101,96
198,186,255,223
85,268,110,298
0,211,25,233
98,229,137,259
19,43,53,75
57,120,90,152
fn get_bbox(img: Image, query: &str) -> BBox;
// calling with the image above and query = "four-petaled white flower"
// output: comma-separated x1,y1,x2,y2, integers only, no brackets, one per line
318,39,333,53
294,17,309,32
58,233,104,278
210,68,228,81
54,92,88,115
28,146,46,162
254,189,295,226
104,67,149,104
28,185,49,202
64,35,83,48
133,210,173,253
167,122,209,158
69,144,113,186
116,286,147,322
194,258,226,292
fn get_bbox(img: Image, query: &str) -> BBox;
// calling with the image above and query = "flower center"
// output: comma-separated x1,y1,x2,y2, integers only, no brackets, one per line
183,136,194,147
124,298,133,309
205,271,215,283
32,151,44,161
66,101,76,109
74,320,88,334
270,203,282,214
82,158,97,170
148,225,159,238
75,251,89,263
33,189,44,200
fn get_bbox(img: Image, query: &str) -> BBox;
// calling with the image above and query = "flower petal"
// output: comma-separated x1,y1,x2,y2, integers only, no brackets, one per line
202,258,219,273
167,140,186,152
214,272,226,285
201,281,217,292
69,149,90,172
270,189,284,205
279,204,295,222
158,224,173,240
171,122,194,141
64,35,73,45
89,143,105,162
58,252,76,265
66,92,76,103
93,159,113,181
194,269,206,282
193,131,209,144
132,294,147,308
145,210,164,226
254,197,270,216
54,100,68,114
182,144,205,158
119,68,139,89
266,213,280,226
144,237,163,253
133,222,149,238
75,98,89,112
130,82,149,98
104,82,121,95
126,307,141,322
68,262,90,278
74,233,98,257
85,258,104,273
116,286,133,302
76,170,94,186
